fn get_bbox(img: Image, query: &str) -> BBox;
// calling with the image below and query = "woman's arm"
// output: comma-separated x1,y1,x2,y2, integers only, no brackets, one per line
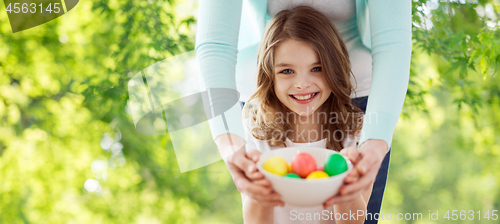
195,0,246,142
196,0,279,206
329,0,412,205
359,0,412,149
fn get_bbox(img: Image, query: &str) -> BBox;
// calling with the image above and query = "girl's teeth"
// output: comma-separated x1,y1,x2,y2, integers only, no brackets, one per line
293,93,316,100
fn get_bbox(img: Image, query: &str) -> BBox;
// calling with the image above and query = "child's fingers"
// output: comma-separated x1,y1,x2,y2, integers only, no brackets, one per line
245,192,284,207
236,177,273,196
323,190,362,207
261,201,285,207
322,195,336,209
251,192,284,207
252,198,285,207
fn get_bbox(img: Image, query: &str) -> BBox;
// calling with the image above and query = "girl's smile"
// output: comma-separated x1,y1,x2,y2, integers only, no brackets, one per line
274,39,332,116
289,92,319,104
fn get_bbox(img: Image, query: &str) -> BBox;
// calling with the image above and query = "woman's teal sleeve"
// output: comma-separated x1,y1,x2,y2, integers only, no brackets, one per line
195,0,246,142
359,0,412,149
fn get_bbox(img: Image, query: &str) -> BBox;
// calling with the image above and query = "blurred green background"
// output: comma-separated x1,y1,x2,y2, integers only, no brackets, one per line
0,0,499,223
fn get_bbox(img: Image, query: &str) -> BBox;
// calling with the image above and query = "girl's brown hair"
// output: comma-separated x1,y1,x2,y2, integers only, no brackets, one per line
244,6,363,151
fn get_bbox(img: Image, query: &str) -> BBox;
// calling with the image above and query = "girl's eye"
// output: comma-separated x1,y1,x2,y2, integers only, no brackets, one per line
279,69,293,74
312,67,322,72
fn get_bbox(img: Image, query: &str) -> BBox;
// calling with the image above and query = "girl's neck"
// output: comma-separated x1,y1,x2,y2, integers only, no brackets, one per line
288,111,326,143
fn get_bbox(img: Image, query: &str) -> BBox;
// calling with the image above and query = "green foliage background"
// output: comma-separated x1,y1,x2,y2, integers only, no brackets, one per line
0,0,499,223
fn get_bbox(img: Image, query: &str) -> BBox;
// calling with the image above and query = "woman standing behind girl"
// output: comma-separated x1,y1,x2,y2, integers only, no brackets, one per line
242,6,369,224
196,0,411,222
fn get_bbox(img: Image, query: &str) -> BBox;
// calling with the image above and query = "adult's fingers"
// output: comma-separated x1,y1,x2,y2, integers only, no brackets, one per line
344,168,361,184
247,149,262,163
357,140,387,175
355,151,382,176
245,150,266,181
229,163,271,194
341,147,361,164
246,170,265,181
244,150,267,180
233,175,273,197
253,178,271,187
341,147,362,183
229,147,259,177
339,167,378,196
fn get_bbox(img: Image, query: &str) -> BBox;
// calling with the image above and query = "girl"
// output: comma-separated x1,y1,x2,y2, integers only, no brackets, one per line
241,6,369,224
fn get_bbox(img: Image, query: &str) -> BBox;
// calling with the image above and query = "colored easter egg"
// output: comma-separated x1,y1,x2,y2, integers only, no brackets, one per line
316,166,324,171
288,164,292,173
306,171,329,180
291,152,317,178
263,156,288,176
324,154,347,176
284,173,301,179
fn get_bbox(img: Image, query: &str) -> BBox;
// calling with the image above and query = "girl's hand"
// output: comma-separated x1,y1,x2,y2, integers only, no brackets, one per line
323,140,387,207
322,146,362,209
216,134,284,207
241,149,285,207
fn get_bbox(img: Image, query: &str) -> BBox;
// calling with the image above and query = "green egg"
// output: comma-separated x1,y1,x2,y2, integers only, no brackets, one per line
284,173,301,179
324,154,347,176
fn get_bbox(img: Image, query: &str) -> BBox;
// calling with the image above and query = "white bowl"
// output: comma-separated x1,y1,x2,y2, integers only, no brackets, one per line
256,146,352,207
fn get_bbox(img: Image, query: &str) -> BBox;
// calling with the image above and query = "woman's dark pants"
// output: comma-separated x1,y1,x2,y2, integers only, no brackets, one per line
352,96,391,224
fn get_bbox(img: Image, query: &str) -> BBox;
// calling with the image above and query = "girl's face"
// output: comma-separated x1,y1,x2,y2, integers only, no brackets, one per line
273,39,332,117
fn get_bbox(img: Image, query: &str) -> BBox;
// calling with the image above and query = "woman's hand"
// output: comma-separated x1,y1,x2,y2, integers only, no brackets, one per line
323,139,387,208
216,134,285,207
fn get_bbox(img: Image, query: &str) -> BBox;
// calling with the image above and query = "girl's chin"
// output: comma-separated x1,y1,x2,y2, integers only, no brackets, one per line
290,107,318,117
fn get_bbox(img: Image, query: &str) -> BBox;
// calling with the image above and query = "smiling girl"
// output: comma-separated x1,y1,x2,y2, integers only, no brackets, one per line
240,5,370,224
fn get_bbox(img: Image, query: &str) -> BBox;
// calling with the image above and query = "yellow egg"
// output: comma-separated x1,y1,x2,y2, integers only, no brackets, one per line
306,171,329,180
263,156,288,176
288,164,292,173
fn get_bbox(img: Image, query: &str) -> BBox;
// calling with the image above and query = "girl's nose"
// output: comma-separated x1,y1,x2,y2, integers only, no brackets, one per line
294,73,312,90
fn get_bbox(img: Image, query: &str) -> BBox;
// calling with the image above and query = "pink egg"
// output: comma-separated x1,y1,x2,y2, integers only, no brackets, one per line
291,152,317,178
316,166,324,171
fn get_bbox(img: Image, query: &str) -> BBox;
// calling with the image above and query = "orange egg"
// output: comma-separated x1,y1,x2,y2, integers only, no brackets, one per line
291,152,317,178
